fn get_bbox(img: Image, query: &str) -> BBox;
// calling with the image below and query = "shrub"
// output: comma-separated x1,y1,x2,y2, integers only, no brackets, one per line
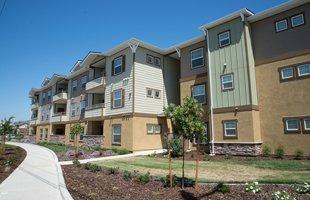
111,148,130,155
169,138,182,157
84,163,102,172
275,146,285,158
123,170,133,180
73,159,81,167
262,145,271,157
160,175,194,188
108,167,119,175
137,172,151,184
245,181,261,194
270,191,295,200
295,182,310,194
294,149,304,160
216,182,230,194
91,145,103,151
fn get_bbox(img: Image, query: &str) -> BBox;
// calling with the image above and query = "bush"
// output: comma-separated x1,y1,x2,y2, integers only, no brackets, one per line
294,149,304,160
169,138,182,157
216,182,230,194
123,170,133,180
160,175,194,188
245,181,261,194
137,172,151,184
73,159,81,167
84,163,102,172
270,191,294,200
111,148,130,155
275,146,285,158
262,145,271,157
295,182,310,194
108,167,119,175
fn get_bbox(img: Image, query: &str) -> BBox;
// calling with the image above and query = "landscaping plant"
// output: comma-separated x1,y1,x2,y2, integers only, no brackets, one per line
245,181,261,194
123,170,133,180
216,182,230,194
137,171,151,184
270,191,295,200
294,149,304,160
275,145,285,158
262,145,271,157
108,167,119,175
0,117,15,155
73,159,81,167
70,123,84,158
164,97,206,189
295,182,310,194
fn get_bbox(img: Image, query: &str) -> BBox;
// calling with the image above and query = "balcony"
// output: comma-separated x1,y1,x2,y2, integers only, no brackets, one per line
51,112,68,123
52,92,68,103
30,118,39,126
85,103,105,119
31,102,39,110
85,76,105,93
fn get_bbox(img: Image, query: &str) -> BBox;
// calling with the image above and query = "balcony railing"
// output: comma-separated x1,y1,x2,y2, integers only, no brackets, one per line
31,102,39,109
85,103,105,118
85,76,105,93
30,118,39,125
51,112,68,123
52,92,68,103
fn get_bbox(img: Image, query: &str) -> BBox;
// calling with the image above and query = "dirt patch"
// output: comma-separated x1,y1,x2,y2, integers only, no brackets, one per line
0,145,26,183
62,165,309,200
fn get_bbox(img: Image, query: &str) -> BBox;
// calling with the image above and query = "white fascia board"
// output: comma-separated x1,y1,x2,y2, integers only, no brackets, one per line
199,8,254,30
248,0,309,23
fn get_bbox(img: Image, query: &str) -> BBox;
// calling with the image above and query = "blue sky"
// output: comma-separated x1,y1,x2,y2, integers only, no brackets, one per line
0,0,286,121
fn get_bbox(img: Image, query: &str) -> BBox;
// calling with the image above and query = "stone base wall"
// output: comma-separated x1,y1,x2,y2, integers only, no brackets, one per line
50,135,66,144
213,143,262,156
20,135,36,144
82,135,104,148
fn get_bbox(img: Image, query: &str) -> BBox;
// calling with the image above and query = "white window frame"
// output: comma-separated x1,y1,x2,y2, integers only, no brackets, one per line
146,54,154,64
47,90,51,100
304,118,310,131
221,74,234,90
218,31,231,47
285,119,299,131
113,57,123,75
42,92,46,101
146,124,161,134
154,90,161,99
81,76,87,89
113,89,123,108
281,67,294,79
192,84,206,104
297,64,310,77
71,103,76,117
291,13,304,28
146,88,153,98
275,19,288,32
112,124,121,144
72,80,78,91
190,48,204,69
224,121,237,137
154,57,161,67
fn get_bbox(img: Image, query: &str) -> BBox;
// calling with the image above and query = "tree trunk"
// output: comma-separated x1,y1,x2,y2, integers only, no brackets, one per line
75,134,78,158
195,142,200,190
168,149,172,187
0,134,5,155
182,137,185,189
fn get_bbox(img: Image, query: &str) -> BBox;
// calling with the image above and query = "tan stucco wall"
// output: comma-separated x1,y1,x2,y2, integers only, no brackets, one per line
256,54,310,155
64,122,87,146
213,110,262,143
35,125,51,142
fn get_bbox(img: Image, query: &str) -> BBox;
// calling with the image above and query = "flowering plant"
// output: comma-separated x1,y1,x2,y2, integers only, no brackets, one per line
245,181,261,194
295,182,309,194
271,191,295,200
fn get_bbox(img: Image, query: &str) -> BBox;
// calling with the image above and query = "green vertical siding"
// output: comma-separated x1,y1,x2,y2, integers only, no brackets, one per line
208,17,257,108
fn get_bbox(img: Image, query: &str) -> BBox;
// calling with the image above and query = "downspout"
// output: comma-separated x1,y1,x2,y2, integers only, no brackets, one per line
205,29,215,155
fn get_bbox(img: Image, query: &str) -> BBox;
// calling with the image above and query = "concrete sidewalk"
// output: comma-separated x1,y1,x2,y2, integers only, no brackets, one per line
59,149,167,165
0,142,73,200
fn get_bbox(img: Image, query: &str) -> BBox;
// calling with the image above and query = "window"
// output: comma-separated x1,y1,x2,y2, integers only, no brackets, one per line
275,19,288,32
40,129,43,140
146,54,154,64
191,48,204,69
71,103,76,117
146,88,153,98
45,129,48,139
297,64,310,76
192,84,206,104
47,90,51,101
113,89,123,108
79,128,85,141
80,100,86,115
218,31,230,47
221,74,234,90
146,88,161,99
154,90,161,99
42,92,46,102
113,56,123,75
112,124,121,144
223,120,237,137
146,124,161,134
72,80,78,92
304,118,310,131
81,76,87,89
154,57,161,67
291,13,304,28
281,67,294,79
285,119,299,131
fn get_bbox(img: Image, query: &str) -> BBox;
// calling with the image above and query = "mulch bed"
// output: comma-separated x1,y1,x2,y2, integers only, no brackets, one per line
62,165,309,200
0,145,26,183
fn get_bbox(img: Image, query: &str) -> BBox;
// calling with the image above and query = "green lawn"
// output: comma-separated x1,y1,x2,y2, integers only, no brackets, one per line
38,142,71,153
94,156,310,183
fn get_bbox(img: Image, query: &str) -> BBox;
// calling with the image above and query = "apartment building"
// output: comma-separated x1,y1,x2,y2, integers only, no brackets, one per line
29,0,309,155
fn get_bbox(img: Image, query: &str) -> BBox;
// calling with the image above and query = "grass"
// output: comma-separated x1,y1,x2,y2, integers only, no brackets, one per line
38,142,71,153
94,156,310,183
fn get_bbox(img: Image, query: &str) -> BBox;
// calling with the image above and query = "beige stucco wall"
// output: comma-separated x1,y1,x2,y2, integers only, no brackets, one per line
256,54,310,155
213,110,262,143
35,125,51,142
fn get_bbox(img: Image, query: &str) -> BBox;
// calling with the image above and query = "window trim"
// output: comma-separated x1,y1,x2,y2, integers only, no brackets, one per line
221,73,234,91
154,90,161,99
297,64,310,77
146,124,161,135
283,117,301,134
218,30,231,48
112,124,122,145
112,89,123,109
81,76,87,90
154,57,161,67
113,56,123,76
191,83,206,104
146,88,153,98
72,79,78,92
275,19,288,33
291,13,305,28
280,67,295,80
302,118,310,134
190,47,204,69
222,120,238,139
146,54,154,64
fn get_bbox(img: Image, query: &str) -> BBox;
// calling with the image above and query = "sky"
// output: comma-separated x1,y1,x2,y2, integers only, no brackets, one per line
0,0,287,121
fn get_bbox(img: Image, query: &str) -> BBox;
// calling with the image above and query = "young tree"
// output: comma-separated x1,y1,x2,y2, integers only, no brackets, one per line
70,123,84,158
0,117,15,155
164,97,206,189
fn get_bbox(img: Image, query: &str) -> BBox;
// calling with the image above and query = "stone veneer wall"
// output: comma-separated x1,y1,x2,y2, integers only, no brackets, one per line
50,135,66,144
82,135,104,148
20,135,36,144
213,143,262,156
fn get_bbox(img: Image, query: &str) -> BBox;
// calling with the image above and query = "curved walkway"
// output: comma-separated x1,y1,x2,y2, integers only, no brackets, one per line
0,142,73,200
